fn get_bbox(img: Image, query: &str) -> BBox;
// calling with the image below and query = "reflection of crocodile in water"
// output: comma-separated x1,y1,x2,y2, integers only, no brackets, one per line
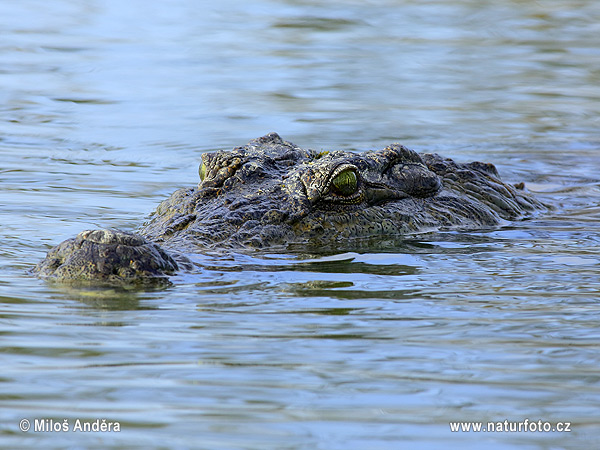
35,132,545,284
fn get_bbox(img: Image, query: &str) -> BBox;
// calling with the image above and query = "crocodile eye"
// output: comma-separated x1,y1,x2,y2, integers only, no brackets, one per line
199,162,207,181
331,169,358,196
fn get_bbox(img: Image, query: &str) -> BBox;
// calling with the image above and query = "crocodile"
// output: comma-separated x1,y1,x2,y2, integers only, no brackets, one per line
34,132,544,284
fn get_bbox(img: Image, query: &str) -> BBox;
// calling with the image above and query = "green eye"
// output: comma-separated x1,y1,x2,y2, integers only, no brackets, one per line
331,169,358,196
199,162,207,181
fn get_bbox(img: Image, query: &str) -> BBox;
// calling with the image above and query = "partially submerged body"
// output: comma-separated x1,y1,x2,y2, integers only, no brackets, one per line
35,133,545,284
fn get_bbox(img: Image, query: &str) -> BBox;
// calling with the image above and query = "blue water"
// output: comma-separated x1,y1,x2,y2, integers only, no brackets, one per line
1,1,600,448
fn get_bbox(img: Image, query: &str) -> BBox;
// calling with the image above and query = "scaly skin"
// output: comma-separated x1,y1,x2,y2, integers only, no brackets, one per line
35,132,544,283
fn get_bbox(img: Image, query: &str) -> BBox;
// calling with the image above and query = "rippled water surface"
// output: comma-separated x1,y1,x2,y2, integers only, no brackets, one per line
2,1,600,448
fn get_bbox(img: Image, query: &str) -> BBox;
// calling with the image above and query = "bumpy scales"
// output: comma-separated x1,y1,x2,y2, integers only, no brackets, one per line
35,133,544,283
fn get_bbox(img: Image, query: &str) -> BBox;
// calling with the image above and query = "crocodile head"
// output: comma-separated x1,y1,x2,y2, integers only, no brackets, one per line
35,132,544,283
141,132,542,250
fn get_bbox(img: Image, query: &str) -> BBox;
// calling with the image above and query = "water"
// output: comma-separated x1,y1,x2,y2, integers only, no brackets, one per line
1,0,600,448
